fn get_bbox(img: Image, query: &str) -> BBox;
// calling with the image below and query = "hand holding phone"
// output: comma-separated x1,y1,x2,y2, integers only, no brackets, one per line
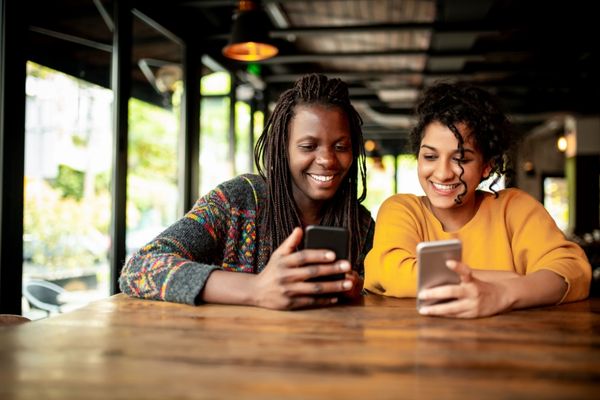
416,239,461,310
303,225,349,282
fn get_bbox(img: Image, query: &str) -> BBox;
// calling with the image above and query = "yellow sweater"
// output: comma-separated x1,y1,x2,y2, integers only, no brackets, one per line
364,188,591,303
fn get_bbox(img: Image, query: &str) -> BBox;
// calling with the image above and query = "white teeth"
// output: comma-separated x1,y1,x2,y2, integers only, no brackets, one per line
432,182,459,190
309,174,334,182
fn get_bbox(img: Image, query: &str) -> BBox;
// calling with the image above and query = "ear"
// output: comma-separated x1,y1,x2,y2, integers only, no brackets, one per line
481,162,493,180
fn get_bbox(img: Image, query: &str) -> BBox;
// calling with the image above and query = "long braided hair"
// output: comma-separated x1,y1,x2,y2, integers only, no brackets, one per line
254,74,367,266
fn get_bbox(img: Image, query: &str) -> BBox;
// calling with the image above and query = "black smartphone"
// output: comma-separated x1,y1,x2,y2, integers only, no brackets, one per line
416,239,462,310
304,225,349,282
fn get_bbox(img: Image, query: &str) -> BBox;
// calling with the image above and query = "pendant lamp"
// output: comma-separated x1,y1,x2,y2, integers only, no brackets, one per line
222,0,278,62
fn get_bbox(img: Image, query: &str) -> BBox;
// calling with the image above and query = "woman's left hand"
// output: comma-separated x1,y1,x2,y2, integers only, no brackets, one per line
417,260,514,318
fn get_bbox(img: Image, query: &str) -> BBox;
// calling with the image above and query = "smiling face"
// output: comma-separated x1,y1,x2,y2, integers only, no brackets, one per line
287,104,353,221
417,121,491,226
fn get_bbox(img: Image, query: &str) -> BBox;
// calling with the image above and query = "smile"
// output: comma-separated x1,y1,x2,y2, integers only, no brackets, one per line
308,174,335,183
431,182,460,191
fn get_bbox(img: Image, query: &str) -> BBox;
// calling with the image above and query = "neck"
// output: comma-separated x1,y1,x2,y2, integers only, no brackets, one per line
425,192,482,232
299,207,323,226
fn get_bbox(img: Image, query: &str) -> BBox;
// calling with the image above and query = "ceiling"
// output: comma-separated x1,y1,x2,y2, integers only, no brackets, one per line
25,0,599,154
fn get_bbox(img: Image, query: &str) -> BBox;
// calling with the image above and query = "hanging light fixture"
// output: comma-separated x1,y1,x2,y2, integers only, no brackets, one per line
223,0,278,62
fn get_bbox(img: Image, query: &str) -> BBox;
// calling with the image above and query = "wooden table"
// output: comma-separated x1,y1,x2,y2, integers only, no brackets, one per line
1,294,599,399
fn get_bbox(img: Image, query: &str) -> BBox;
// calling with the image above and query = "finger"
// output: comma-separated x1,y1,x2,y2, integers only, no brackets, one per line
287,296,338,310
419,298,476,318
272,227,304,258
286,248,338,269
447,260,473,283
286,260,351,281
344,270,359,281
284,278,353,296
418,284,463,302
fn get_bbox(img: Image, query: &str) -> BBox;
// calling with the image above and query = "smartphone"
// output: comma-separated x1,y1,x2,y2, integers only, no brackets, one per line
304,225,349,282
416,239,462,310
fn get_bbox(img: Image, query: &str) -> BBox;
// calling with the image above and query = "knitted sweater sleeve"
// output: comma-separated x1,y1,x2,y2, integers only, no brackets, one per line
118,182,234,305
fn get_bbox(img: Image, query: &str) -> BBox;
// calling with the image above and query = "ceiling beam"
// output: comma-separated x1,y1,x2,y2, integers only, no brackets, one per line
207,22,496,40
258,50,485,64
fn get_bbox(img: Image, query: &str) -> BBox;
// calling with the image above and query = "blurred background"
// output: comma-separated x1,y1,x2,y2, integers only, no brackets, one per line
1,0,598,318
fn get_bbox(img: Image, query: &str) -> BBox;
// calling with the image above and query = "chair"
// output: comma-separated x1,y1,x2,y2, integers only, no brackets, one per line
22,280,66,316
0,314,31,326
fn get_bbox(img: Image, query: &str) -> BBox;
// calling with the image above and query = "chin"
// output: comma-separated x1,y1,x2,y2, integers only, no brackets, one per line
428,195,458,209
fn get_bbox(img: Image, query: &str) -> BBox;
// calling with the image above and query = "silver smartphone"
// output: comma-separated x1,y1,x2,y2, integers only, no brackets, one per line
416,239,462,310
304,225,349,282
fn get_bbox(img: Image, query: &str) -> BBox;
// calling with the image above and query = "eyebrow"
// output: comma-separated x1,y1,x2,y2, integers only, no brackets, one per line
420,144,476,154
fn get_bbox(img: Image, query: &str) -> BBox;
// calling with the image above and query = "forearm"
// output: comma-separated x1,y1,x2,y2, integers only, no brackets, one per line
500,269,567,310
120,253,219,304
364,261,417,297
472,269,520,282
200,270,257,306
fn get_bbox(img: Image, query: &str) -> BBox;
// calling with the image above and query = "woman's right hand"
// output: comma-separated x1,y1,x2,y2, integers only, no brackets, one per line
251,227,353,310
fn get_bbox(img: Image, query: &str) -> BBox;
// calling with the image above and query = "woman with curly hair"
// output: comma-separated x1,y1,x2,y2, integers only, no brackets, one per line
364,81,590,318
120,74,374,310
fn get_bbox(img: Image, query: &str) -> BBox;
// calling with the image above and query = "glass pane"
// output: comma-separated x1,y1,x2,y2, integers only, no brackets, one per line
126,14,183,256
200,96,232,196
543,176,569,231
23,62,112,319
127,98,180,255
362,155,397,219
235,101,252,174
396,154,424,195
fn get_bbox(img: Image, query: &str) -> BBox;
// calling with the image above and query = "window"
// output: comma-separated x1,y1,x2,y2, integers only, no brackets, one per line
23,62,112,318
543,175,569,231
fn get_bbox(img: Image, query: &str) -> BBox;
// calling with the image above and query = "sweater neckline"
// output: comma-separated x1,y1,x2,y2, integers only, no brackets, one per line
418,190,491,234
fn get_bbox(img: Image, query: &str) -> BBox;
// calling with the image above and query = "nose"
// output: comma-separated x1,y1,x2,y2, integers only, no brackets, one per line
316,147,337,168
433,159,455,181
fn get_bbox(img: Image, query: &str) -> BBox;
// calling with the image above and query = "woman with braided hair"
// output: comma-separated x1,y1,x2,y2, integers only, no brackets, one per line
120,74,374,309
364,81,590,318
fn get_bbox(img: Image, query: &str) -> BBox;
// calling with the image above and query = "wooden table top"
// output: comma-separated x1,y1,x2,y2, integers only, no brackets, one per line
1,294,599,399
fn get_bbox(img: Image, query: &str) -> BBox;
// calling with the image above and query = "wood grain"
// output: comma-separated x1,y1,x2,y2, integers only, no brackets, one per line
1,294,599,399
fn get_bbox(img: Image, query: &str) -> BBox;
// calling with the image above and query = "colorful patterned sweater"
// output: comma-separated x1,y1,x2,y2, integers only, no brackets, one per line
119,174,375,305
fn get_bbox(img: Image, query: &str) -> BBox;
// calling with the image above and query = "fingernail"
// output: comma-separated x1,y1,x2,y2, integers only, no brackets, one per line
446,260,456,268
342,280,353,289
325,251,336,261
339,261,351,271
419,307,430,315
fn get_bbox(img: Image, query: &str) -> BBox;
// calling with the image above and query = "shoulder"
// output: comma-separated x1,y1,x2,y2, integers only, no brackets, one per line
215,174,267,203
194,174,266,214
481,188,552,225
380,193,424,214
486,187,541,210
218,174,265,193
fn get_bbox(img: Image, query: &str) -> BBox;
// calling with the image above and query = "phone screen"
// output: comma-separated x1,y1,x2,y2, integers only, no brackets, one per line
416,239,461,309
304,225,349,282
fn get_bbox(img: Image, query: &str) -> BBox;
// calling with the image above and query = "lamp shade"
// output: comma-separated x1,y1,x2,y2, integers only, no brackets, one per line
223,1,278,62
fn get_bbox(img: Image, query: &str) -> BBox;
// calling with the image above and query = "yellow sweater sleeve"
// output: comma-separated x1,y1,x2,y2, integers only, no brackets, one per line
364,194,435,297
502,189,591,303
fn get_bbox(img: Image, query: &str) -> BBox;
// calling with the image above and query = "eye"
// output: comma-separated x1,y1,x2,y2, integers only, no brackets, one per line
452,157,471,164
298,143,316,151
335,143,350,152
422,154,437,161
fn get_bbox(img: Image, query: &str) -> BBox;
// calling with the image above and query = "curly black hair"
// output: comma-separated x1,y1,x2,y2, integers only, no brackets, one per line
254,73,368,266
409,81,515,200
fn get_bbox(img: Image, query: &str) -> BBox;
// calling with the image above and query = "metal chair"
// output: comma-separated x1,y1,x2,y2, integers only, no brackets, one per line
22,280,66,316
